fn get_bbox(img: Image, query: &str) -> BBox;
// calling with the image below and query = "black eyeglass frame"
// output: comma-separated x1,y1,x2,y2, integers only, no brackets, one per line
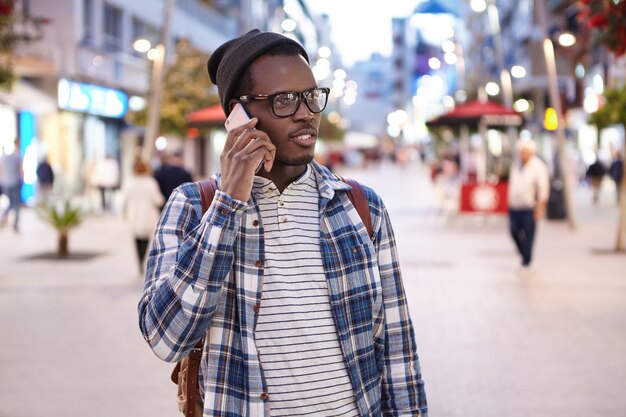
238,87,330,118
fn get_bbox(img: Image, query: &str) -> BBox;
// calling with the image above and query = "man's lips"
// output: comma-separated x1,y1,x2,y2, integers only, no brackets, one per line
290,130,317,147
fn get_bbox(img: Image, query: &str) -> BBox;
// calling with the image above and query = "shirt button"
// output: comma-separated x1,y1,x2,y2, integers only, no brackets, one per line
260,393,269,401
220,208,229,215
352,247,358,253
252,220,259,226
281,217,287,223
279,201,285,207
255,260,263,267
253,303,260,313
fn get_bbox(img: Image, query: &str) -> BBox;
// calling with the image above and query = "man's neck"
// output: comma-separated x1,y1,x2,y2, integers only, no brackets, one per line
259,164,308,193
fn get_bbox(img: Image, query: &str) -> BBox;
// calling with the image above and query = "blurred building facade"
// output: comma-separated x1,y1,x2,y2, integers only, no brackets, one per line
343,54,394,138
1,0,240,202
385,0,625,179
0,0,337,202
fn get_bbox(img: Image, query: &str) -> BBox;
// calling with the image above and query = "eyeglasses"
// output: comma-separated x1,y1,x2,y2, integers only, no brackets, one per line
239,87,330,118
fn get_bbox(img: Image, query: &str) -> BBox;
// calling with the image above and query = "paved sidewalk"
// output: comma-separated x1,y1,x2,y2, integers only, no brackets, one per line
1,162,625,417
349,163,626,417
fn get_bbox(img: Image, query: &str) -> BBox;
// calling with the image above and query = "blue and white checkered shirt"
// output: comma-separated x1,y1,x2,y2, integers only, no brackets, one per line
138,161,427,417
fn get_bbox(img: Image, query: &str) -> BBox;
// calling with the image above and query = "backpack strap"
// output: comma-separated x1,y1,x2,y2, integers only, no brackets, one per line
340,177,374,239
197,178,218,213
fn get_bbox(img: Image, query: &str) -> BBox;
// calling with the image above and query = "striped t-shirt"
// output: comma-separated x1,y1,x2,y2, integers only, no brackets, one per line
253,165,360,417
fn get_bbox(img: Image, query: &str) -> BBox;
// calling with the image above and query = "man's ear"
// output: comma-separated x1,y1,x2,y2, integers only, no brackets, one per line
228,100,239,113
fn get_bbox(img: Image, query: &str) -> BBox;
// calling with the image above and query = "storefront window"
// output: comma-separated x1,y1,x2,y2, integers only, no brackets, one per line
83,0,94,44
103,3,122,51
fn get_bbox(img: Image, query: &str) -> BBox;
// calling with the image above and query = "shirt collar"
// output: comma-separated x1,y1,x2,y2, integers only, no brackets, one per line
216,160,350,201
310,160,351,201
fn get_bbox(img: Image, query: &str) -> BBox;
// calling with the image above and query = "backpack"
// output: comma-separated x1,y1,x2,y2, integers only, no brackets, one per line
172,176,373,417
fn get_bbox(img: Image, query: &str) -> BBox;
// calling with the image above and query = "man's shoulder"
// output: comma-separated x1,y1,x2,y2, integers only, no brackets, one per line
350,180,380,205
530,156,548,170
154,164,169,176
171,165,192,177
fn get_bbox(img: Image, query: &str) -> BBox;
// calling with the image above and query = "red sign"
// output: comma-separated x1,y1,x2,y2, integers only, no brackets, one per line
459,183,508,214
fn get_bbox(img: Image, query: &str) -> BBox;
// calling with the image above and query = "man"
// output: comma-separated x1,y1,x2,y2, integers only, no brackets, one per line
153,149,193,206
586,155,606,205
138,29,427,417
507,140,550,273
36,156,55,203
90,154,120,212
0,140,23,232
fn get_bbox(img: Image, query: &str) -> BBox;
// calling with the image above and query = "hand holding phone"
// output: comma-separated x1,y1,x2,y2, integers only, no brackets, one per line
220,111,275,201
225,104,264,174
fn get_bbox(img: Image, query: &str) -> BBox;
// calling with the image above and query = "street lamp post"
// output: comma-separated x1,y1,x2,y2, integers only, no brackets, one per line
536,0,576,229
485,0,513,110
141,0,175,163
481,0,518,152
142,43,165,163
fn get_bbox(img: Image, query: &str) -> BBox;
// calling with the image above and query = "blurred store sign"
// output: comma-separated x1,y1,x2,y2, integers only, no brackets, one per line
460,183,508,214
19,111,36,203
57,79,128,118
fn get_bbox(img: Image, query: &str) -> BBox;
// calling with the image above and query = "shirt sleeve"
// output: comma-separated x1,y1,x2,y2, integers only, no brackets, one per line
371,193,428,416
138,183,245,362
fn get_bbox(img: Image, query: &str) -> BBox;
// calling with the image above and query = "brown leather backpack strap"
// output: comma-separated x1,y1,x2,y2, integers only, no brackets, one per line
196,178,218,213
341,177,373,239
185,340,204,417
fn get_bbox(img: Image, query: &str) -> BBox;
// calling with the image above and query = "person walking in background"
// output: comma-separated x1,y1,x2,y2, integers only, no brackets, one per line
609,151,624,204
90,155,120,212
0,140,24,232
36,156,55,203
138,29,427,416
507,140,550,275
153,149,192,207
121,157,164,273
586,155,606,205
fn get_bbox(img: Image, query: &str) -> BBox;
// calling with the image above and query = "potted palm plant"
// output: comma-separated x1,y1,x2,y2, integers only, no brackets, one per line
37,201,84,257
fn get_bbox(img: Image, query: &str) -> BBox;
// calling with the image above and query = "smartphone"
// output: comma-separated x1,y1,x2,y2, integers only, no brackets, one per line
224,103,264,173
225,103,251,132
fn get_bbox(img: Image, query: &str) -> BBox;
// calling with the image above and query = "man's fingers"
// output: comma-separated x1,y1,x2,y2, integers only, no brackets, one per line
241,137,275,172
224,118,258,150
265,143,276,172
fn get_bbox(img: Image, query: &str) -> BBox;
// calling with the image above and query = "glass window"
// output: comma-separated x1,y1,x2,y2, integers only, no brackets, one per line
83,0,93,43
103,3,122,51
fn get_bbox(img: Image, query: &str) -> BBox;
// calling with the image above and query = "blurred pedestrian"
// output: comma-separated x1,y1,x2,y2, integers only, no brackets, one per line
609,151,623,204
0,140,23,232
586,156,606,205
36,156,55,203
138,29,427,417
507,140,550,274
90,155,120,212
121,157,164,273
153,149,192,208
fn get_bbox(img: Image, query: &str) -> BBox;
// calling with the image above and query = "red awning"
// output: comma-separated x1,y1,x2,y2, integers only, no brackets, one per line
426,99,523,127
186,104,226,127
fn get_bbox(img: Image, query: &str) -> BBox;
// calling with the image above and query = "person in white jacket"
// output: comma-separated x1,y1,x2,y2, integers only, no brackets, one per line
507,140,550,273
122,157,165,273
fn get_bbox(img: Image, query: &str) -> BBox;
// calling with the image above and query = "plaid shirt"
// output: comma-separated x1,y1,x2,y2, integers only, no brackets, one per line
138,161,427,417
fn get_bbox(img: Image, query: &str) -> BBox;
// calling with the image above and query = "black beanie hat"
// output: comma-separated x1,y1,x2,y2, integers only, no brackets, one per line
207,29,309,116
